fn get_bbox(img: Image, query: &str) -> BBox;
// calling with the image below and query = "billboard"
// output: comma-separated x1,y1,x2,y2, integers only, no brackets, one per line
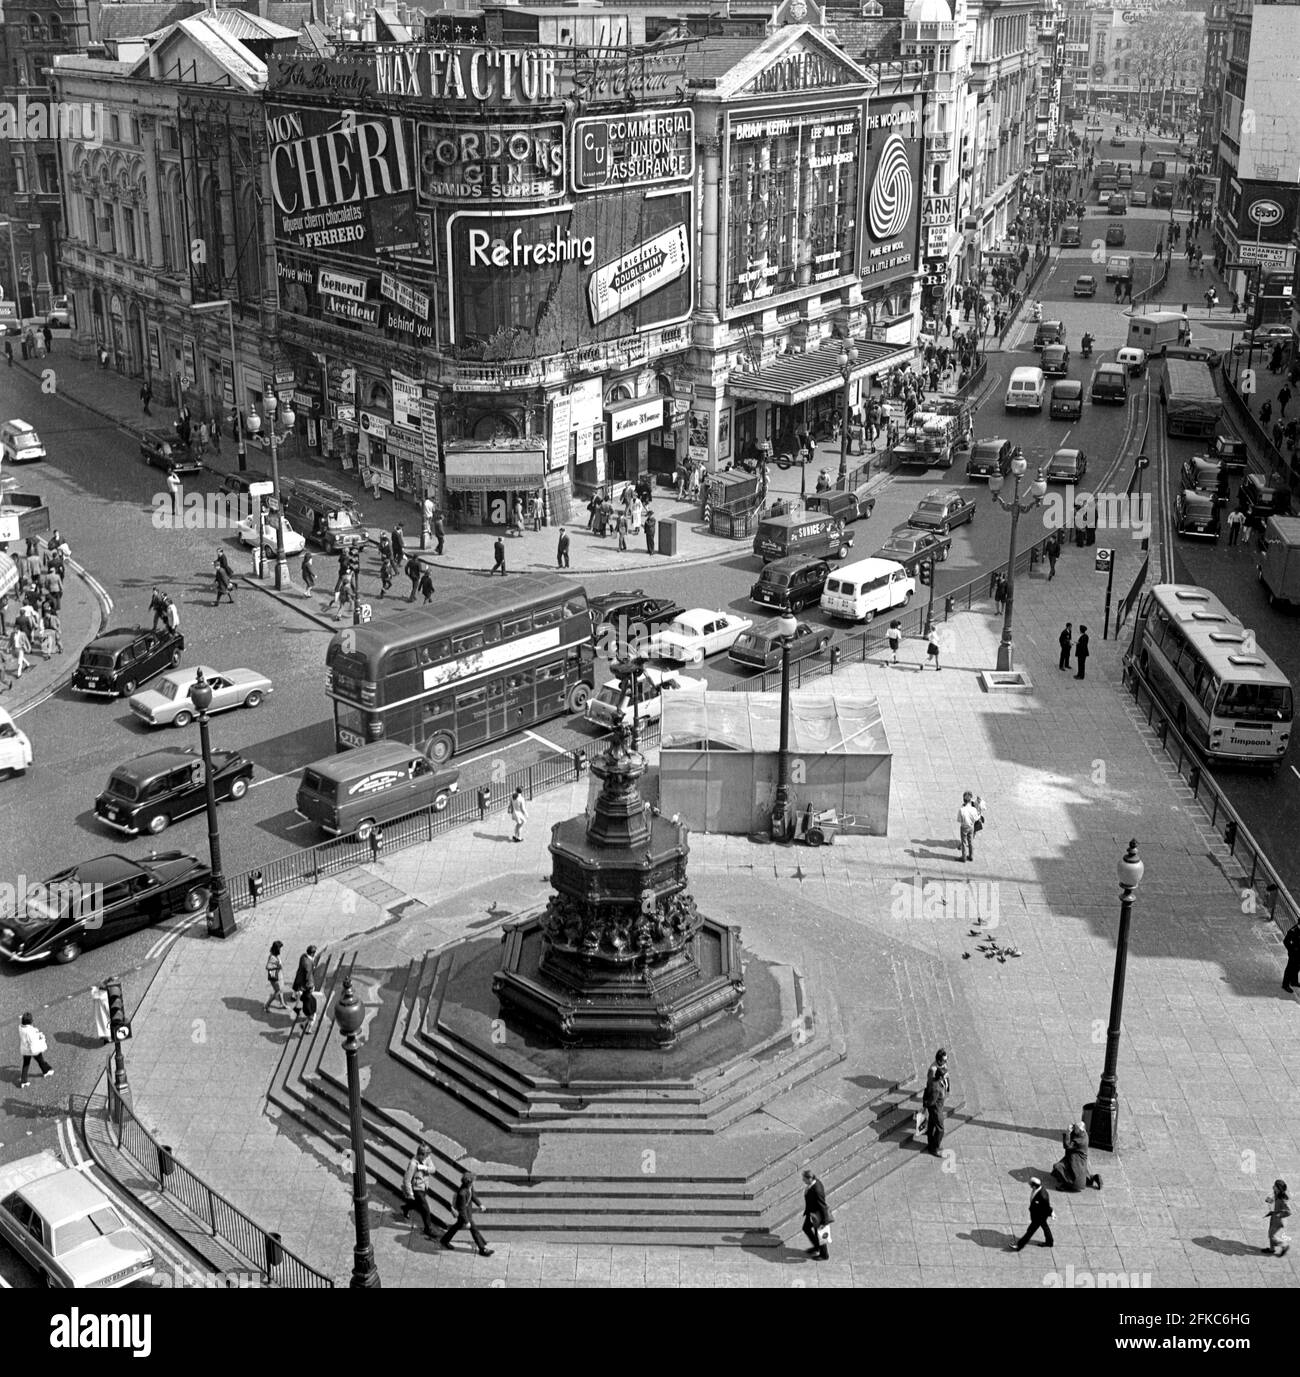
444,187,693,359
1230,181,1300,247
858,98,922,288
416,120,567,202
571,109,694,193
267,105,434,344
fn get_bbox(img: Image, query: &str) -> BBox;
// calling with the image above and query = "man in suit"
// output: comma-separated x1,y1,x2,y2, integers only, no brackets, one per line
1074,625,1090,680
923,1049,950,1156
440,1171,493,1256
1282,923,1300,994
801,1169,832,1260
1010,1177,1054,1250
1058,623,1072,672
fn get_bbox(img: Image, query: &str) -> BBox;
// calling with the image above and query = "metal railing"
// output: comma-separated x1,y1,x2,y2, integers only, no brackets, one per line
1122,656,1298,933
728,531,1055,694
1220,367,1299,490
104,1080,335,1288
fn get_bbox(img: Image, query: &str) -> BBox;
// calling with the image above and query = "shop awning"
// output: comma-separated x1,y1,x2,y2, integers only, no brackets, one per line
443,444,547,492
727,340,913,408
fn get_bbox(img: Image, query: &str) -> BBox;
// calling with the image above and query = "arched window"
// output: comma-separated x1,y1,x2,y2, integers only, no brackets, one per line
49,14,62,39
605,382,633,406
367,381,391,408
27,13,44,41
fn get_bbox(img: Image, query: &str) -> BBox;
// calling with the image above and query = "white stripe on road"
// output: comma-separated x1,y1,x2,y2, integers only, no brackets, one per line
144,909,208,963
248,767,300,790
524,730,568,755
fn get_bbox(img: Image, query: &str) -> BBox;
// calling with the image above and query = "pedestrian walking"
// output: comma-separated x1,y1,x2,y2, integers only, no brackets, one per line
1074,625,1090,680
391,524,406,567
1281,922,1300,993
1280,384,1293,417
1047,535,1059,579
922,1049,950,1156
1009,1178,1055,1251
91,986,112,1044
211,562,235,607
17,1013,54,1087
10,625,30,678
440,1171,493,1255
419,568,435,604
166,469,182,514
40,565,62,613
1265,1181,1291,1256
993,572,1008,613
301,550,316,595
42,324,52,355
406,554,421,601
196,420,209,458
556,527,571,569
433,509,445,556
264,941,293,1012
508,786,528,843
401,1143,439,1239
1058,623,1073,672
379,555,394,598
1261,400,1273,427
958,790,983,862
214,549,233,581
926,628,941,671
800,1169,832,1261
586,494,598,530
616,509,628,551
491,536,507,576
3,339,12,367
41,606,62,655
887,619,901,664
644,506,657,555
293,945,321,1032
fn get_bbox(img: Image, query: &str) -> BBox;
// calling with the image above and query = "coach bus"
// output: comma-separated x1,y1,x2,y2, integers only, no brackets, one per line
325,575,595,762
1130,584,1293,767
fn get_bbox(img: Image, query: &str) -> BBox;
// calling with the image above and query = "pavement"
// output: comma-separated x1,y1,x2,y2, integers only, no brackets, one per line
80,520,1300,1288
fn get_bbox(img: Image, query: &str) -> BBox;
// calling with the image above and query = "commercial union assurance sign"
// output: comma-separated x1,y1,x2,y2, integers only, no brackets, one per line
571,110,694,193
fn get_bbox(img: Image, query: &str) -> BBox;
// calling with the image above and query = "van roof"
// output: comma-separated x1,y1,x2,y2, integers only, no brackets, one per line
758,513,835,531
3,419,37,433
303,741,421,780
829,557,909,580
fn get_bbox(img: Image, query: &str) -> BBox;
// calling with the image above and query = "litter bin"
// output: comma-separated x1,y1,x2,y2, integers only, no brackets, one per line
657,518,678,556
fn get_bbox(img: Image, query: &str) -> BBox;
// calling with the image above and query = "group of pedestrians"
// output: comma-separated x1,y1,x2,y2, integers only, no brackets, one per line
263,940,323,1033
0,535,67,689
400,1144,495,1256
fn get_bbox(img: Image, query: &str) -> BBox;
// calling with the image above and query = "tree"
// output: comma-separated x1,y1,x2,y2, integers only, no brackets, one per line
1129,10,1203,122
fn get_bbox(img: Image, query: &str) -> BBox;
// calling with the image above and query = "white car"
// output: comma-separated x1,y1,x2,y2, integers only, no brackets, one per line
645,609,754,664
0,1151,154,1288
235,514,306,554
46,296,70,328
584,666,707,730
0,706,32,775
128,665,273,728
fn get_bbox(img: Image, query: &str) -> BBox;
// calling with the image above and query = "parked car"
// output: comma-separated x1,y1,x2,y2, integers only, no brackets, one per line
1105,224,1127,246
965,437,1012,480
0,851,211,965
1129,188,1148,207
589,591,686,653
1050,380,1084,420
72,627,185,699
907,489,976,535
0,1152,154,1287
139,429,202,475
1073,274,1097,298
729,620,832,672
1045,448,1089,483
583,666,706,730
94,746,253,836
645,609,754,664
0,706,32,776
128,666,273,728
236,514,306,554
872,525,952,572
46,296,71,329
1042,342,1071,376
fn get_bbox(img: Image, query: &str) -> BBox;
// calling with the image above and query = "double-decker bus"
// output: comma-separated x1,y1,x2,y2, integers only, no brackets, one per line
326,575,595,762
1130,584,1293,767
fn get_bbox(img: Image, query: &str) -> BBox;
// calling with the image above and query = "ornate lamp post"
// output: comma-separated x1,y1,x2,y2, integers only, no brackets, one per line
987,447,1047,673
334,976,381,1288
768,614,799,843
243,392,296,591
186,670,236,939
836,345,859,484
1087,840,1144,1151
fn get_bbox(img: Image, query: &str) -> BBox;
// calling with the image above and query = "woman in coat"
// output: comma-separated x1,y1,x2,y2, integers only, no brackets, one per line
1265,1180,1291,1256
1052,1121,1101,1191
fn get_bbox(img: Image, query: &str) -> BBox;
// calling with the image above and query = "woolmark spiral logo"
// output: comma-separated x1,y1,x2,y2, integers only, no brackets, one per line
869,134,913,240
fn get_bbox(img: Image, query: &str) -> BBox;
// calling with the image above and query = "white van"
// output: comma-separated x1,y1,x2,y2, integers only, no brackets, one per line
1004,367,1045,413
1,419,46,464
820,557,916,623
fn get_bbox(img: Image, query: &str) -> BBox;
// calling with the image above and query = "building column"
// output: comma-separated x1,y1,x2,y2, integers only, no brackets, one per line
700,134,721,319
140,117,164,267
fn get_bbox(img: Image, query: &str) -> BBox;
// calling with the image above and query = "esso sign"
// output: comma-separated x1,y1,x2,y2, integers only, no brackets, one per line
1248,199,1283,228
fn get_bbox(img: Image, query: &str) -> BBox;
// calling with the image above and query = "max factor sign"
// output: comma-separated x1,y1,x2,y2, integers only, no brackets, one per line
374,45,557,104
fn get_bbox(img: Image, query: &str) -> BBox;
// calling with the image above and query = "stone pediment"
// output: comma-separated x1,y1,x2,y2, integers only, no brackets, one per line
715,26,876,101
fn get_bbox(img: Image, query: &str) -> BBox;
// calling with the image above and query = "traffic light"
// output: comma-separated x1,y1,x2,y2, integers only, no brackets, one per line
919,559,933,586
104,976,131,1042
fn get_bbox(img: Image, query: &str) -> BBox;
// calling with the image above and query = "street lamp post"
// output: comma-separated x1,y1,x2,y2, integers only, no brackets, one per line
244,392,295,590
189,300,243,471
1086,840,1145,1152
987,447,1047,673
836,345,859,484
186,670,237,939
334,976,381,1288
769,613,799,843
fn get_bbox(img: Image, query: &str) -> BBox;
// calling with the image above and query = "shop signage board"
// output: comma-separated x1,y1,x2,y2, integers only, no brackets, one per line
550,394,572,469
922,194,955,226
392,373,423,430
416,121,566,202
571,109,694,193
858,97,922,288
380,272,431,319
1237,242,1289,268
360,412,389,440
606,395,663,441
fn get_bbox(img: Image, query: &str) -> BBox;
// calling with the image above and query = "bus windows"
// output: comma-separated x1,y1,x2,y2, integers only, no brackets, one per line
564,596,588,621
533,606,562,628
384,648,419,676
502,614,532,638
483,622,502,645
452,629,485,655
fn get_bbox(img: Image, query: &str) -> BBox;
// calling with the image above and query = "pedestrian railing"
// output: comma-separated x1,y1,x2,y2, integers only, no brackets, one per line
1121,656,1298,934
1220,368,1298,490
104,1079,335,1288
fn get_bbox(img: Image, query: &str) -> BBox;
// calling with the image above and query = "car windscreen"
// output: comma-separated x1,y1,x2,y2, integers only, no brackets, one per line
80,650,116,669
12,434,41,451
593,686,622,707
53,1205,126,1257
763,570,792,586
663,622,693,639
731,634,763,652
1215,683,1294,722
105,775,139,801
915,504,945,518
327,510,360,530
156,679,179,701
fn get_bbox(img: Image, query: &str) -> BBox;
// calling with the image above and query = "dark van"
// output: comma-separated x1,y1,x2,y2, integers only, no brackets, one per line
1090,363,1129,405
749,555,832,613
803,485,876,525
296,741,460,840
1149,159,1166,180
752,512,853,564
1238,475,1294,530
71,626,185,698
279,477,365,554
